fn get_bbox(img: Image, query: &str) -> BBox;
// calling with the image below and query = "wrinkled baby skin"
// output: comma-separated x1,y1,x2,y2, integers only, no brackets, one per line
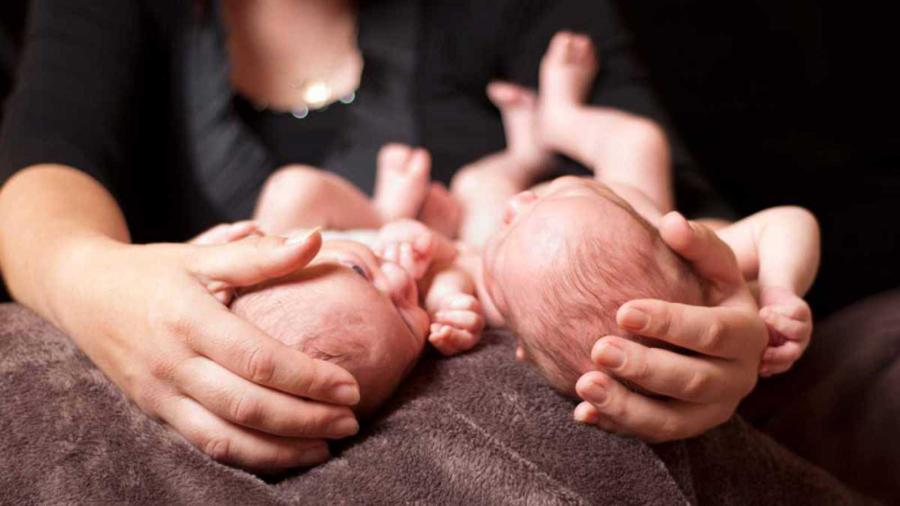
232,239,430,416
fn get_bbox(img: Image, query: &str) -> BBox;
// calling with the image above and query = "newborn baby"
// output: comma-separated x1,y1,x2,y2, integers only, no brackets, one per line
475,176,818,396
477,177,702,395
447,31,818,395
230,237,430,415
205,145,484,416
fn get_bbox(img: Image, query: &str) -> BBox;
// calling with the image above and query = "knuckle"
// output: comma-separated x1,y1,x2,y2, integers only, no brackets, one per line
606,392,626,419
292,364,321,396
701,320,725,351
649,304,672,337
288,409,322,437
229,393,262,426
132,383,163,414
158,311,196,343
683,371,711,399
202,436,231,462
244,346,277,384
627,353,651,382
148,357,175,381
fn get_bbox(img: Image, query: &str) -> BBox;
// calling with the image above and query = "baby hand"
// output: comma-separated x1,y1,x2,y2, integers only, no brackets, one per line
375,219,437,279
429,293,485,356
758,286,813,377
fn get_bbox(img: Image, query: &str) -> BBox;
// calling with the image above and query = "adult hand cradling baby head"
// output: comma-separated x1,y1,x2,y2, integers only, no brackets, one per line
231,238,430,417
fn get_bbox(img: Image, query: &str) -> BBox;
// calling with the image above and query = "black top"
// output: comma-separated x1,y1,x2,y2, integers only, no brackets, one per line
0,0,703,244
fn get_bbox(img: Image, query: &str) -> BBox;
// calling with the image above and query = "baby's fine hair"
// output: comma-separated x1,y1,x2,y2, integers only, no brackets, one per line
511,213,703,396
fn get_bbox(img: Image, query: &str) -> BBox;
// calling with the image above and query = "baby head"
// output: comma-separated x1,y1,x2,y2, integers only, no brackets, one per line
482,177,702,396
232,239,430,416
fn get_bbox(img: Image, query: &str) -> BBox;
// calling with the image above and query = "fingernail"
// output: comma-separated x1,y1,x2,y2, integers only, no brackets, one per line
583,380,606,404
596,343,625,369
286,226,322,246
333,384,360,406
620,307,649,331
329,416,359,437
574,402,599,424
298,443,331,466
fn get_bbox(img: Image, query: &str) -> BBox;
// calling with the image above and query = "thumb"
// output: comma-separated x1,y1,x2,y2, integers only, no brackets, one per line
659,212,743,287
189,228,322,287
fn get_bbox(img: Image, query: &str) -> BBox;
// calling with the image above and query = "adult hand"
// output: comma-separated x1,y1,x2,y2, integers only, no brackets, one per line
54,229,361,470
573,212,767,442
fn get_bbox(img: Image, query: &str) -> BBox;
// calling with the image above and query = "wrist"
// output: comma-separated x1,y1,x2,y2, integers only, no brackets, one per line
41,233,130,331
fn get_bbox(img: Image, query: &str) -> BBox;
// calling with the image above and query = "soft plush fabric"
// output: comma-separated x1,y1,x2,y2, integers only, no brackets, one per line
0,303,869,504
742,288,900,503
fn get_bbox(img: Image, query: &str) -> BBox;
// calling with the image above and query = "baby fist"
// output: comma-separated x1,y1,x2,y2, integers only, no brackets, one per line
374,220,436,279
429,293,485,356
758,286,813,377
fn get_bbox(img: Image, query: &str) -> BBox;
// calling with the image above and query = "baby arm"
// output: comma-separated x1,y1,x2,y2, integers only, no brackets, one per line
375,220,485,355
422,259,485,355
714,206,821,376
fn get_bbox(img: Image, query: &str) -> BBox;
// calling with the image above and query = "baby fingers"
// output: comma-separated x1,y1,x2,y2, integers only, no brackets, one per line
434,309,485,334
440,293,482,312
759,342,806,377
760,308,812,345
429,324,480,355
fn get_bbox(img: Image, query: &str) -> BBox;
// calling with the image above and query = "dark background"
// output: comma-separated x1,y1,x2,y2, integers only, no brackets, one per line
611,0,900,315
1,0,898,315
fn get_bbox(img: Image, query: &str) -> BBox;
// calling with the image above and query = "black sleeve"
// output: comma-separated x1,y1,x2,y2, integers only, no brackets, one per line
0,0,146,191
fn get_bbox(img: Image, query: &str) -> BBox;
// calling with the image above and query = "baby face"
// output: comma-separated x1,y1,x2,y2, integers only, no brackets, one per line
233,239,430,415
482,177,648,321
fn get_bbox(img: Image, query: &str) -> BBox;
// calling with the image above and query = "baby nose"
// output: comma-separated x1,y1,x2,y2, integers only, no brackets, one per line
503,191,538,225
377,261,419,306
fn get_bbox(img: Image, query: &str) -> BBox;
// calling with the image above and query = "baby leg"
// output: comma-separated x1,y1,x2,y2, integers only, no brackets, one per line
538,30,599,146
254,165,381,234
375,143,462,238
485,81,554,175
538,32,673,211
373,144,432,222
449,83,555,247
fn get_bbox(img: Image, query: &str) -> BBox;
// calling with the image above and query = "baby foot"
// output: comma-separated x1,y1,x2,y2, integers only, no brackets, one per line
429,292,485,355
418,182,462,239
373,144,432,222
374,219,438,280
486,81,552,171
758,286,814,377
538,31,599,148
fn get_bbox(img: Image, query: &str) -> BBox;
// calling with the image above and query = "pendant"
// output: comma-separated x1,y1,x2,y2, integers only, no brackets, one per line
300,80,333,110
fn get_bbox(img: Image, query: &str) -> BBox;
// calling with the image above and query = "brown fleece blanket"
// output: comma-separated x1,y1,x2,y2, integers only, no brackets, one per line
0,303,870,505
